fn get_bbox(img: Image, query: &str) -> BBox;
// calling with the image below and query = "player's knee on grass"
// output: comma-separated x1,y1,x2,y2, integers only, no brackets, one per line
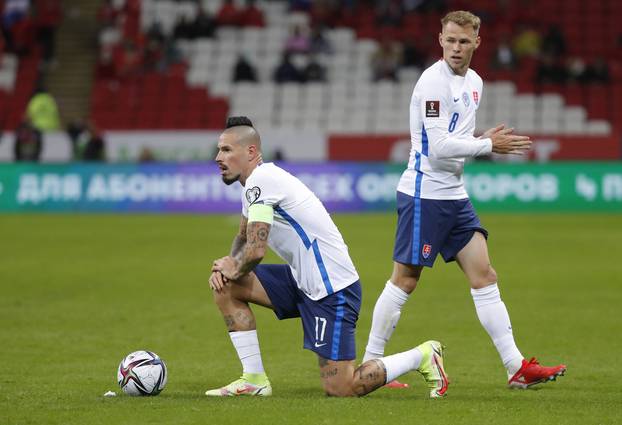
319,357,357,397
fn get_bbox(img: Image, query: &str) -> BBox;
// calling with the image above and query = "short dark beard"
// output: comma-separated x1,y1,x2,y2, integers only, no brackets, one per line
222,174,240,185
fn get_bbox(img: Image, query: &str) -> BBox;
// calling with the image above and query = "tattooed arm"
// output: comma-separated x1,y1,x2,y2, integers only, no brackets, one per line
230,216,248,257
213,220,271,281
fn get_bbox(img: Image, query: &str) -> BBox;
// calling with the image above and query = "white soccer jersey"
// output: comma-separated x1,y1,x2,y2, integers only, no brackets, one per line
241,163,359,300
397,60,492,200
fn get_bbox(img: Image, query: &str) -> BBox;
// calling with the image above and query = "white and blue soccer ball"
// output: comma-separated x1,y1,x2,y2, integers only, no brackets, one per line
117,350,167,396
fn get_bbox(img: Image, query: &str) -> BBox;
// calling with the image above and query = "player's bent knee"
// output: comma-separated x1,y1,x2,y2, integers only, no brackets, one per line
211,285,236,306
471,265,498,288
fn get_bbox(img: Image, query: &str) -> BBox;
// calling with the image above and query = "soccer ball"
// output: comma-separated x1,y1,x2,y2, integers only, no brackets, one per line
117,350,167,396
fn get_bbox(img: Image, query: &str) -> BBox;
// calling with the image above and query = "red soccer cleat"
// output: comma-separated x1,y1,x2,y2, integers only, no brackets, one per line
508,357,567,389
384,379,409,389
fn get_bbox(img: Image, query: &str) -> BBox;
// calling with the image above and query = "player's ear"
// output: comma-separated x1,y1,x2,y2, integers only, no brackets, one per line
247,143,259,160
438,32,443,47
475,36,481,50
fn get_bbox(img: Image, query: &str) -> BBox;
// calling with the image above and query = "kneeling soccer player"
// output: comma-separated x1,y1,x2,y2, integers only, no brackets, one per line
206,116,449,398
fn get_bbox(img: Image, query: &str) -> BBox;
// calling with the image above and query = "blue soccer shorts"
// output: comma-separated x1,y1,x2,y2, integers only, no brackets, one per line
254,264,361,361
393,191,488,267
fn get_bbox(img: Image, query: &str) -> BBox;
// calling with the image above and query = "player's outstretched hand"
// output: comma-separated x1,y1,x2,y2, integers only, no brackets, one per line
209,271,228,292
490,128,531,155
480,123,506,139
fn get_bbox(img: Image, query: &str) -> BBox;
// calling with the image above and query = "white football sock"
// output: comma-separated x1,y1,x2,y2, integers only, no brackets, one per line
229,330,265,375
471,283,523,375
377,347,423,383
363,281,409,362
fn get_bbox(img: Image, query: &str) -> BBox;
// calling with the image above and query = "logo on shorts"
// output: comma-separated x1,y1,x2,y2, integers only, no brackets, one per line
473,91,479,105
422,244,432,259
245,186,261,204
425,100,440,117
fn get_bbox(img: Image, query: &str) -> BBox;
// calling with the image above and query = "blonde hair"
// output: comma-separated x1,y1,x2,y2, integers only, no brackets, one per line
441,11,481,34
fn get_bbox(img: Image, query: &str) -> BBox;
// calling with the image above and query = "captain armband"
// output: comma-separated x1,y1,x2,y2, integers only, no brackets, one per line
247,203,274,225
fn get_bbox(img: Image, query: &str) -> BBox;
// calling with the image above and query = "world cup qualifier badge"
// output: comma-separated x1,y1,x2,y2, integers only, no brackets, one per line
425,100,440,117
245,186,261,204
473,91,479,105
422,244,432,259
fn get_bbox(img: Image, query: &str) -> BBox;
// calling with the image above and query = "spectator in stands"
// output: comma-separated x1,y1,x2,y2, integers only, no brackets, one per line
66,119,106,161
541,25,566,59
309,25,332,55
113,39,143,80
273,51,303,83
302,54,326,82
2,0,30,30
4,6,36,56
13,119,42,162
566,56,587,83
34,0,62,65
583,57,610,84
216,0,239,27
173,16,194,40
26,85,60,132
309,0,337,28
289,0,312,12
0,26,5,56
512,24,541,60
233,54,258,82
143,32,165,73
191,7,217,38
375,0,403,27
401,38,426,69
97,0,118,29
120,0,141,42
536,53,567,84
491,34,516,70
284,24,310,55
238,0,265,28
371,37,402,81
144,21,181,73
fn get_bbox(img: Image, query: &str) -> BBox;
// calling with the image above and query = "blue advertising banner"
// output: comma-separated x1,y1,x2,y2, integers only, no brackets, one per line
1,162,621,213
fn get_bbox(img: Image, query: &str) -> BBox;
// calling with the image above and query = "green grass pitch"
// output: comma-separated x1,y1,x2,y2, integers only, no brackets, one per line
1,213,621,425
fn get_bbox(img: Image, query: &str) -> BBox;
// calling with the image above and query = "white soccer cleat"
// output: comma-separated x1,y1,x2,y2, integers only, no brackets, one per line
205,374,272,397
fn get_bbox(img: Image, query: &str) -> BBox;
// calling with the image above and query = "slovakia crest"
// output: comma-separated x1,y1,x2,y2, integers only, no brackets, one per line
462,92,470,107
422,244,432,259
245,186,261,204
473,91,479,105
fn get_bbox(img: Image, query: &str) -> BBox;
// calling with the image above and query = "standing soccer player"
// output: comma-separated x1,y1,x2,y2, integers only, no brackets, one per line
205,116,449,397
363,11,566,389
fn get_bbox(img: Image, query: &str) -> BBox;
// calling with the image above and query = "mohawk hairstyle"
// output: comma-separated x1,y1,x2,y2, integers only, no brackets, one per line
225,116,254,129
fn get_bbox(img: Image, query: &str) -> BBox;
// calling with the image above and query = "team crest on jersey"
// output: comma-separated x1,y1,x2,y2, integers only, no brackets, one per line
473,91,479,105
425,100,440,117
462,92,470,107
245,186,261,204
422,244,432,259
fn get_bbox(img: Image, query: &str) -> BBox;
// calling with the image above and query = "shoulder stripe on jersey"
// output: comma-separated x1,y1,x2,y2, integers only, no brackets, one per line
411,151,423,265
330,291,346,360
274,206,334,295
421,125,429,156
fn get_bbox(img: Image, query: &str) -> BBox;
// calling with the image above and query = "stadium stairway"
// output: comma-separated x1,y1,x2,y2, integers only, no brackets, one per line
45,0,100,126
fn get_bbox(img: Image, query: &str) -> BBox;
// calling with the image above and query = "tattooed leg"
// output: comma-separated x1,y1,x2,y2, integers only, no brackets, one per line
352,360,387,396
211,271,273,332
318,356,388,397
